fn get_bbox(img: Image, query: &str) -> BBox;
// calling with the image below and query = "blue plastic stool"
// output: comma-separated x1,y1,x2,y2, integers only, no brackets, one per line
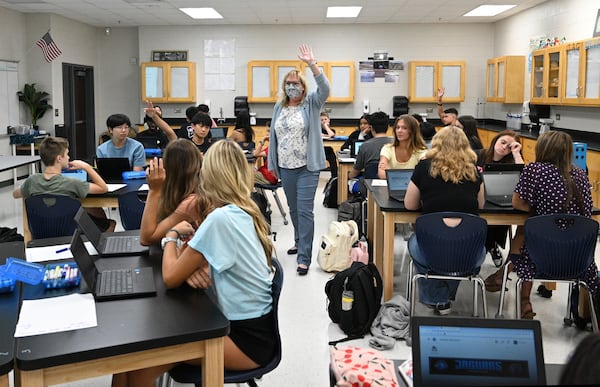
572,142,587,170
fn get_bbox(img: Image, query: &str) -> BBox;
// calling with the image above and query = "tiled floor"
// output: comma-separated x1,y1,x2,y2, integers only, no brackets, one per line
3,172,598,386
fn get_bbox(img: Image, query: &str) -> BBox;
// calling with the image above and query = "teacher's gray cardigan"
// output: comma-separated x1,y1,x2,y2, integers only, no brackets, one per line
268,71,330,176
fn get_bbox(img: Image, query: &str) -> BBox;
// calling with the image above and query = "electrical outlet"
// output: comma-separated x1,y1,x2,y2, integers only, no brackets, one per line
555,113,560,120
54,108,59,117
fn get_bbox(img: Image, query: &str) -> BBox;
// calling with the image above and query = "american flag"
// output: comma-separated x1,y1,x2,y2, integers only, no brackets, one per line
36,32,62,62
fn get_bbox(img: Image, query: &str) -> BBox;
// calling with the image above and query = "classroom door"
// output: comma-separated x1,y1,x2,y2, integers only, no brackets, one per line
62,63,95,162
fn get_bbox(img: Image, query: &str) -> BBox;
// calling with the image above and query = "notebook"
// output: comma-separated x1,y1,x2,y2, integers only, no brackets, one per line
210,127,228,141
482,170,521,207
69,229,156,301
385,169,414,203
483,163,525,172
96,157,131,181
350,140,364,158
411,316,546,387
74,207,149,256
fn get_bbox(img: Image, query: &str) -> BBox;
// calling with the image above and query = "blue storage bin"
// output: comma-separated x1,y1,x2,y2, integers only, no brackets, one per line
62,169,88,182
3,258,45,285
572,142,587,170
0,265,16,293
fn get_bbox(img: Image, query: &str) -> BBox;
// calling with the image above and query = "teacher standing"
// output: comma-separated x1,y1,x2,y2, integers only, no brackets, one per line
268,44,330,275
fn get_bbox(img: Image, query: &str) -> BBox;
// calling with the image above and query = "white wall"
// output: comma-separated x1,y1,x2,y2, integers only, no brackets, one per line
489,0,600,132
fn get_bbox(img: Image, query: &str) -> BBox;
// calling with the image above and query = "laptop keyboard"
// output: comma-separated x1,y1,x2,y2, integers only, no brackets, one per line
105,236,132,253
99,269,134,294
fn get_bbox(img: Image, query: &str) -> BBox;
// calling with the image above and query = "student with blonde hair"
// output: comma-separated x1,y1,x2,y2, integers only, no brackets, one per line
404,126,485,314
113,139,275,386
139,139,211,245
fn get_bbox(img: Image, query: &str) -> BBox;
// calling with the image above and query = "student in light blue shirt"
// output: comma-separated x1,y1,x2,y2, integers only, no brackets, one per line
97,113,145,170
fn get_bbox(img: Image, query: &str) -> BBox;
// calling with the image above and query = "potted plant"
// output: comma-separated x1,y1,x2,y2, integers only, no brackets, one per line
17,83,53,129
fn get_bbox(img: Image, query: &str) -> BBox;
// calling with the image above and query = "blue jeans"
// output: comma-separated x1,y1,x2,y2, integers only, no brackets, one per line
279,167,320,267
408,234,485,306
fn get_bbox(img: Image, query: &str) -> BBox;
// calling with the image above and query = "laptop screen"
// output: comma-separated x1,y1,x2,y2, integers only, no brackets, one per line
386,169,413,191
69,229,98,291
482,171,520,198
210,127,228,140
96,157,131,180
74,207,103,247
412,316,546,386
351,141,364,158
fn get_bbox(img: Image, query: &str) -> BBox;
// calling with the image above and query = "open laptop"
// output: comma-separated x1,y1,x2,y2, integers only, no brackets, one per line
483,163,525,172
350,140,364,158
385,169,413,203
210,127,228,141
482,170,521,207
69,229,156,301
74,207,149,256
96,157,131,181
411,316,546,387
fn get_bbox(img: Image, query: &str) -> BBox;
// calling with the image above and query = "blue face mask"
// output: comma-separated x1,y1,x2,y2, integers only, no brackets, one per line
285,84,303,100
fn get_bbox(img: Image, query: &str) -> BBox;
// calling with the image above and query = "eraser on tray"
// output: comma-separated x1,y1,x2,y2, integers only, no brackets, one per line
3,257,45,285
122,171,147,180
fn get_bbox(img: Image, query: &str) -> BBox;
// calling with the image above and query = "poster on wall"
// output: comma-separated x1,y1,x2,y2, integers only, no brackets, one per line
359,61,375,82
204,39,235,90
359,60,404,83
594,9,600,37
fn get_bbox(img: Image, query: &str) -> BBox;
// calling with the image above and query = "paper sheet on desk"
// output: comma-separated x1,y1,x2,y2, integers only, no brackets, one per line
371,179,387,186
338,157,356,163
138,184,149,191
26,241,98,262
107,183,126,192
14,293,97,337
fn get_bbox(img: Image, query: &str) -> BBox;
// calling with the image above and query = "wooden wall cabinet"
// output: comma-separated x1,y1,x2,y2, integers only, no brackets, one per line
561,39,600,105
408,61,465,103
587,150,600,208
248,60,354,103
141,62,196,103
530,46,562,104
486,56,525,103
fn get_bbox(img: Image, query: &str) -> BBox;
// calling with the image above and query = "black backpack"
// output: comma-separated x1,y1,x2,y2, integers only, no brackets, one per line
325,261,383,343
322,176,338,208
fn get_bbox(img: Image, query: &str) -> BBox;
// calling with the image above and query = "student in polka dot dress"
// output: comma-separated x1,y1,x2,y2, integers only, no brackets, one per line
509,131,599,319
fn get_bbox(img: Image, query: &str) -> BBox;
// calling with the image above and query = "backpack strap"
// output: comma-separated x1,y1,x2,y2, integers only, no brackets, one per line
328,334,364,346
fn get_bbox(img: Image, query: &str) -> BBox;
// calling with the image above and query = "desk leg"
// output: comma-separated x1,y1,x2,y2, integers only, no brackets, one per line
22,199,31,244
337,165,350,205
14,368,43,387
202,337,224,387
0,374,8,387
382,212,395,301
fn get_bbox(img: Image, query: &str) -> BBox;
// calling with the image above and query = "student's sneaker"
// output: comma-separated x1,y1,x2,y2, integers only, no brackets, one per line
435,303,452,315
489,245,503,268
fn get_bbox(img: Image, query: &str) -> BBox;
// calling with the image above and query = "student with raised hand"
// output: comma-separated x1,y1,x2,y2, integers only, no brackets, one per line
113,140,276,386
377,114,427,179
509,131,600,319
457,115,483,151
268,44,330,275
403,126,485,315
97,113,146,171
476,129,524,269
436,87,458,126
348,111,392,179
14,136,115,231
139,139,211,246
137,100,177,149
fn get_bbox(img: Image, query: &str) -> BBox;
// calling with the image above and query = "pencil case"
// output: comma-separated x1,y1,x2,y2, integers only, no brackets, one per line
144,148,162,157
42,262,81,289
3,257,45,285
0,265,16,293
122,171,147,180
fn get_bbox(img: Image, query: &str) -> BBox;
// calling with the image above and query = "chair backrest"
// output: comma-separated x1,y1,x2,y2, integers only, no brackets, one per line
364,161,379,179
118,191,146,230
525,214,598,279
25,194,81,239
415,212,487,275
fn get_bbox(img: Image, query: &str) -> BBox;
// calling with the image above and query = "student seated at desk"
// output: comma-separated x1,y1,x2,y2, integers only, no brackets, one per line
114,140,276,386
377,114,427,179
403,126,485,315
185,112,213,155
13,136,115,232
348,111,392,179
97,113,146,171
135,100,177,149
341,114,373,151
177,106,199,139
139,139,211,246
320,111,336,139
229,110,255,151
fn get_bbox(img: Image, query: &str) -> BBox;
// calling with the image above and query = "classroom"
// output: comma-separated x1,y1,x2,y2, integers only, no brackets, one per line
1,0,600,386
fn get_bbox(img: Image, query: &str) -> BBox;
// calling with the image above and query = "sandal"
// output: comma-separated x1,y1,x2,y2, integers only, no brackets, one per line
484,269,510,292
520,300,537,320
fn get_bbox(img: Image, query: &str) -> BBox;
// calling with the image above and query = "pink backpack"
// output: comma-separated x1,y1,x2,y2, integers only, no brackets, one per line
350,240,369,265
330,345,399,387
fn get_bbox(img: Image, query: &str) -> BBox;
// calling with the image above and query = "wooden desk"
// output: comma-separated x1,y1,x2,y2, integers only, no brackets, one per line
337,156,355,205
0,242,25,387
21,180,147,243
15,237,229,387
323,138,345,153
365,180,600,301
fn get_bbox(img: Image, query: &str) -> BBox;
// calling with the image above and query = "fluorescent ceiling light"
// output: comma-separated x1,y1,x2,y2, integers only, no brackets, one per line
180,7,223,19
327,6,362,18
463,5,516,17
